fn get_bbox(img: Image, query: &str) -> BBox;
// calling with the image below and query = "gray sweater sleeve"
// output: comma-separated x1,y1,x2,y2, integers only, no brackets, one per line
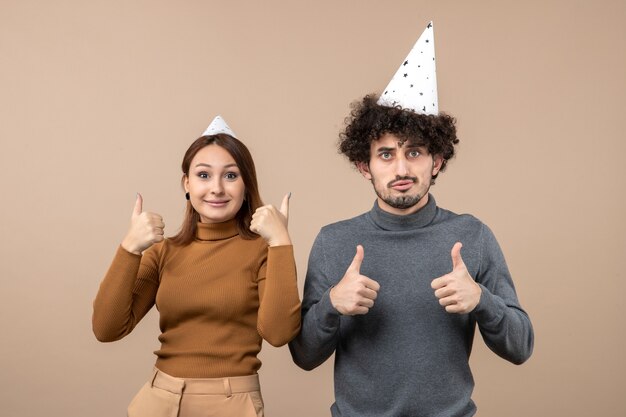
289,232,341,370
471,225,534,365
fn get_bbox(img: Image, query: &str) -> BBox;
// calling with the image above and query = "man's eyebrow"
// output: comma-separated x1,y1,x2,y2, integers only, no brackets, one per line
375,146,396,153
194,163,239,168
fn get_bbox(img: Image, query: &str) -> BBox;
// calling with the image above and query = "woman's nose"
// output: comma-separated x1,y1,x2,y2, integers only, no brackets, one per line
210,178,225,195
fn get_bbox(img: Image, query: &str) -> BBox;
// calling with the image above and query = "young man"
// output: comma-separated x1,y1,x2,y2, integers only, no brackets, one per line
289,23,533,417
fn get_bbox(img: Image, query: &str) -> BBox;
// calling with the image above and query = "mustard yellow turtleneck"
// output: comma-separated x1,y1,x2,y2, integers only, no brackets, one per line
92,219,301,378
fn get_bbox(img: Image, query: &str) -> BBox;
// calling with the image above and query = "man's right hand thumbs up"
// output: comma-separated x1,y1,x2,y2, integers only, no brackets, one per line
121,193,165,255
330,245,380,315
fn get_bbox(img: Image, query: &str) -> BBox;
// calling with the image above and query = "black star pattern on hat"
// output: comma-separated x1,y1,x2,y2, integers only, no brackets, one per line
410,84,414,88
425,39,429,43
419,92,423,95
427,22,432,28
403,60,408,66
422,106,426,111
403,73,408,77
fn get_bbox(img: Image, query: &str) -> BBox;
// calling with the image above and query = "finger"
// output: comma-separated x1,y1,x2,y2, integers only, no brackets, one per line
133,193,143,217
434,286,454,299
348,245,364,273
279,192,291,220
251,206,269,220
353,306,370,315
451,242,465,270
439,296,457,307
360,276,380,292
360,287,379,300
431,275,449,290
445,304,463,314
145,216,164,229
358,298,375,308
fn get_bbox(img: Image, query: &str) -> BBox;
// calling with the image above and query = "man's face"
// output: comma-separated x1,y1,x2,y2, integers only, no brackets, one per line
357,133,443,215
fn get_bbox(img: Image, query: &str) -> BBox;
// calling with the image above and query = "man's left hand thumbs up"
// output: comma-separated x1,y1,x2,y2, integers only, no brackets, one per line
431,242,482,314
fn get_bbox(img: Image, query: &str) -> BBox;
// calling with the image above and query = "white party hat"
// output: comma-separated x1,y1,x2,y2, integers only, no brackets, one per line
201,115,237,138
377,21,438,115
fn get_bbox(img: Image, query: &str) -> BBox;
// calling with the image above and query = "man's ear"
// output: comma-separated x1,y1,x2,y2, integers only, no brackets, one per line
356,161,372,180
432,155,444,176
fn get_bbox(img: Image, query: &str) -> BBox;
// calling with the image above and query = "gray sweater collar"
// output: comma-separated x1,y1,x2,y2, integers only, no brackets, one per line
369,194,437,231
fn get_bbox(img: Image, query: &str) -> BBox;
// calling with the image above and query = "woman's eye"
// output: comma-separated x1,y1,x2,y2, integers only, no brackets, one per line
198,172,209,179
225,172,238,180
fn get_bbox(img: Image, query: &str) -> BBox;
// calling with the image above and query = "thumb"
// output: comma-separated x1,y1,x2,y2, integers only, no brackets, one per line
348,245,364,273
451,242,465,270
133,193,143,217
279,192,290,220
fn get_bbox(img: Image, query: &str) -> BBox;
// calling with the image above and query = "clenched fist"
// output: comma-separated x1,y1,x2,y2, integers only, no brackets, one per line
250,193,291,247
121,193,165,255
330,245,380,315
431,242,482,314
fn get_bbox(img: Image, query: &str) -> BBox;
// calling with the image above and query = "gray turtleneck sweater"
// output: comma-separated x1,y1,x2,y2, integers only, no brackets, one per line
289,195,533,417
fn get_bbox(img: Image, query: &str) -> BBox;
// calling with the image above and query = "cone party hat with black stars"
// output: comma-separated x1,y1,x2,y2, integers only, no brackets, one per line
377,21,438,115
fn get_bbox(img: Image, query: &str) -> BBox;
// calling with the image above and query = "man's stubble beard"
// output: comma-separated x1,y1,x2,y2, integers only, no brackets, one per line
371,175,431,210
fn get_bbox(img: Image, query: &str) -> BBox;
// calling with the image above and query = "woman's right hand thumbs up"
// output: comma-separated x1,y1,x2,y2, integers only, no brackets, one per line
121,193,165,255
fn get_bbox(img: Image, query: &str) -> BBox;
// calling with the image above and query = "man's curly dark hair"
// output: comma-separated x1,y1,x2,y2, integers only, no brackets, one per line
338,95,459,181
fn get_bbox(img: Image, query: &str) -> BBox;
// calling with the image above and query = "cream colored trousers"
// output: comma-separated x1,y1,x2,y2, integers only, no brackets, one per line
127,368,263,417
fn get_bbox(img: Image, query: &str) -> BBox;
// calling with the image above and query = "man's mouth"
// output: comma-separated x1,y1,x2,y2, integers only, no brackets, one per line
389,178,416,191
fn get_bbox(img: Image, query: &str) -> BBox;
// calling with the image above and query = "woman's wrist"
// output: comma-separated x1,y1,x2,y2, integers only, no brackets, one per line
268,232,292,247
121,236,142,255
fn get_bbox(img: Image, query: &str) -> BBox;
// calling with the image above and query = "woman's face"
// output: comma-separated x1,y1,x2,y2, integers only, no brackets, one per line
184,144,246,224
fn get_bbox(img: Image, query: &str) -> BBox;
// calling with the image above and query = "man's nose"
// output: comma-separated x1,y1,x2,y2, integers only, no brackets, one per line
394,157,409,176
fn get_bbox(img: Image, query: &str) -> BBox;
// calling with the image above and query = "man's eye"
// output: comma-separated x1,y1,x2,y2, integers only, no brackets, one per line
381,152,392,159
408,151,420,158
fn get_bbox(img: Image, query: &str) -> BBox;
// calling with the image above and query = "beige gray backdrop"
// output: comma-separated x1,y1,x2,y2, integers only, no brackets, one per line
1,0,624,416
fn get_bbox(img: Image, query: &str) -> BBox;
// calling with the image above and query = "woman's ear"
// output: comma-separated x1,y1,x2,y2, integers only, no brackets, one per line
183,175,189,193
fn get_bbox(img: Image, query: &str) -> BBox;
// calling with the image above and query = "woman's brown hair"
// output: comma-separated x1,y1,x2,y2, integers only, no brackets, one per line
170,134,263,245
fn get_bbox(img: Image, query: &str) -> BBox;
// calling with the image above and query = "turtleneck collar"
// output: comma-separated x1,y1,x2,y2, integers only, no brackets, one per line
195,219,239,241
368,194,437,231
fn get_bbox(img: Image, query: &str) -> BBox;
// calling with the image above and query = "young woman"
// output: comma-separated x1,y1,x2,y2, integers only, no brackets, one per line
93,117,301,417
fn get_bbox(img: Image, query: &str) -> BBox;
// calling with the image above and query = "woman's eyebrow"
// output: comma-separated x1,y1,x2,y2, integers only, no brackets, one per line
194,163,239,168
